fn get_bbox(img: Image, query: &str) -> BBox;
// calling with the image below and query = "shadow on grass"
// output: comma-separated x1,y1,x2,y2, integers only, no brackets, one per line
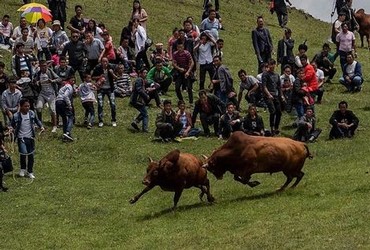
361,106,370,111
137,202,212,221
227,191,279,203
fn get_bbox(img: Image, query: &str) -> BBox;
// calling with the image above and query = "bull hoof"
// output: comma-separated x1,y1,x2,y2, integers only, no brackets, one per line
276,187,285,192
129,198,137,204
199,192,205,201
248,181,261,188
207,196,215,203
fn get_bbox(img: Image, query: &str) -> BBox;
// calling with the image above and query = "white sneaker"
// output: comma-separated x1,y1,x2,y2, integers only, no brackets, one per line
98,122,104,127
28,173,35,179
112,122,117,127
19,169,26,177
63,133,74,141
51,126,58,133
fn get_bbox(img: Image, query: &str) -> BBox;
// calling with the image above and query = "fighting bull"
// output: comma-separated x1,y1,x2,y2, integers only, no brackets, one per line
203,131,313,191
130,149,215,208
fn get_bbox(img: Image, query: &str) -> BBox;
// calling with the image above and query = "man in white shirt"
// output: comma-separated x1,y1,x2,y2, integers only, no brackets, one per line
194,32,216,90
0,15,13,46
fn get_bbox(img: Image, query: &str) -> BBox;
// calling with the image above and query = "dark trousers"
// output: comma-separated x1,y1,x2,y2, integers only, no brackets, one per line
323,67,337,80
70,61,85,82
265,96,282,130
200,113,220,136
199,63,214,90
38,47,51,61
136,50,150,70
175,74,193,104
18,138,35,173
220,122,242,139
257,52,271,73
157,77,172,93
82,101,95,125
329,124,358,139
147,90,161,107
56,100,74,134
87,59,99,74
276,12,288,27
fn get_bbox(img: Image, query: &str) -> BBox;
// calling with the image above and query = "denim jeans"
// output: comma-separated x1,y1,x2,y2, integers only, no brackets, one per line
339,76,363,91
133,104,148,131
97,89,116,123
56,100,74,134
17,138,35,173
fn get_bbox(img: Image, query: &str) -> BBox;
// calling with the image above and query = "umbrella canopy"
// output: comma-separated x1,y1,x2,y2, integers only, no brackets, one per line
22,7,53,23
17,3,51,12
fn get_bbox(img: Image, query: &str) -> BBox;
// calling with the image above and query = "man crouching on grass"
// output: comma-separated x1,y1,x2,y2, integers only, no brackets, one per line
10,98,45,179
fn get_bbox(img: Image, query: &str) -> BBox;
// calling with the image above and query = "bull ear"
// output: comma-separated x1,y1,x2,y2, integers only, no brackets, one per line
201,154,208,160
148,157,154,163
164,149,180,163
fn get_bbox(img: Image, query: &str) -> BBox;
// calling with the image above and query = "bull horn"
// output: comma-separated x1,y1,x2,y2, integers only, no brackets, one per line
148,157,154,163
201,154,208,160
202,163,208,169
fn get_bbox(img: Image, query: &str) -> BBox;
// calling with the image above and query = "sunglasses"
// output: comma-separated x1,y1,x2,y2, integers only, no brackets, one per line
72,35,79,38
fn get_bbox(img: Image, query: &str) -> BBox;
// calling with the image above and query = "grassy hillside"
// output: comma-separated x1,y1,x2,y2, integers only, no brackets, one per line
1,0,370,249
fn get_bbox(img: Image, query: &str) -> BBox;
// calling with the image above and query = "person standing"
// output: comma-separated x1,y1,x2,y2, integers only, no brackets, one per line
130,68,150,133
261,59,284,135
271,0,292,28
78,74,96,129
336,22,356,72
252,16,273,73
55,81,74,141
212,55,236,105
132,18,149,70
48,0,67,29
172,42,195,104
10,98,45,179
277,28,295,74
2,78,22,125
91,57,117,127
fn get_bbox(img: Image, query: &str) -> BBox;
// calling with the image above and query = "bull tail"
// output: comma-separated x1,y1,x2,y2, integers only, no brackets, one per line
304,144,313,159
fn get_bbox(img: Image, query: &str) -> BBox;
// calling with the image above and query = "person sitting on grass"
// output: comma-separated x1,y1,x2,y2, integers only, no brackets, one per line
242,105,265,136
155,99,182,142
175,100,201,138
339,53,363,93
293,106,321,143
329,100,359,139
218,102,242,139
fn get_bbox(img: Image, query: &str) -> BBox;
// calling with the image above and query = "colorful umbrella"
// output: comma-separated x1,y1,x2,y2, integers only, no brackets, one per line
17,3,50,12
22,7,53,23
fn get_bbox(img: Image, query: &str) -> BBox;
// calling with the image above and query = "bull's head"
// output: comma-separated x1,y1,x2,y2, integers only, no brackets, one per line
142,157,160,186
201,153,226,180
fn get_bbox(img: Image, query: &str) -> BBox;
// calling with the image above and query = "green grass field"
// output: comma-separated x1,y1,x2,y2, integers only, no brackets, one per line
1,0,370,249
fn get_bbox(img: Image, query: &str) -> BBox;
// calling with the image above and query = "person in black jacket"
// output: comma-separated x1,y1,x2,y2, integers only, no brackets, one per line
329,100,359,139
272,0,292,28
61,31,87,81
252,16,273,73
192,90,225,137
48,0,67,29
219,102,242,139
277,28,295,74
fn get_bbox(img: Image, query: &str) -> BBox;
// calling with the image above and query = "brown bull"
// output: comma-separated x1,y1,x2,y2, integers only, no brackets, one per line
203,132,312,191
355,9,370,48
130,149,215,208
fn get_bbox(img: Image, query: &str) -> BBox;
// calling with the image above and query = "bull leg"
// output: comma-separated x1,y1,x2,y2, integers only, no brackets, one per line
204,178,215,203
173,189,183,209
360,34,364,48
290,171,305,188
278,174,293,191
0,172,7,192
129,185,154,204
197,185,207,201
234,175,260,188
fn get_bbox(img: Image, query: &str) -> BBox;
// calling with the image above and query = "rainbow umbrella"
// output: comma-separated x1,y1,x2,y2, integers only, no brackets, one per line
17,3,50,12
22,7,53,23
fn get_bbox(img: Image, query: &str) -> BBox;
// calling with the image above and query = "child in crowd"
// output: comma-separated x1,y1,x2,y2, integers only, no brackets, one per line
130,68,149,133
175,100,201,138
78,74,96,129
280,65,295,112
